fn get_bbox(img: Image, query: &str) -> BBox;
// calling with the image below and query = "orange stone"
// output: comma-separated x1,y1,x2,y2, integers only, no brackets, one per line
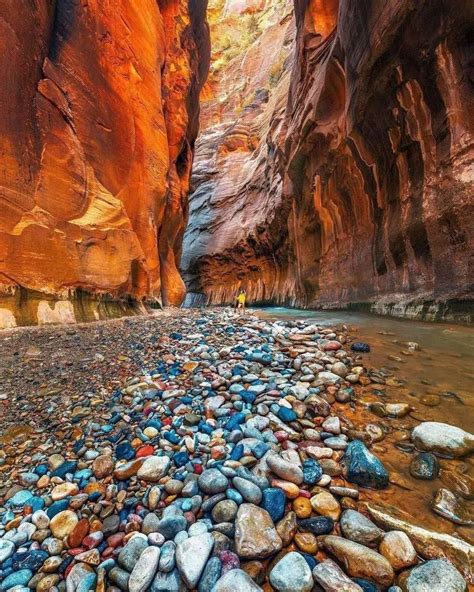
68,518,90,548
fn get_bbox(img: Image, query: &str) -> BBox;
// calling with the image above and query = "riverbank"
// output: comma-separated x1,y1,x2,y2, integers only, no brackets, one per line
0,308,472,590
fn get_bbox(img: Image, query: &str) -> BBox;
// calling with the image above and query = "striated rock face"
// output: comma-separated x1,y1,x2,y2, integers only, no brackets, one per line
183,0,473,319
0,0,209,325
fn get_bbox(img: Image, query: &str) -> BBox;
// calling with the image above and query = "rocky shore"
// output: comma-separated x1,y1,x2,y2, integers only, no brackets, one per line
0,309,472,591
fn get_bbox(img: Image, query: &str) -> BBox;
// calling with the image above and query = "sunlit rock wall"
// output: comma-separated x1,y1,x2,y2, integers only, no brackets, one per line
0,0,209,326
183,0,474,320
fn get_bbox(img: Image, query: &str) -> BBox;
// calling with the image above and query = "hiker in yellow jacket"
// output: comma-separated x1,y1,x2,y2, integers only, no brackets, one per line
235,289,246,311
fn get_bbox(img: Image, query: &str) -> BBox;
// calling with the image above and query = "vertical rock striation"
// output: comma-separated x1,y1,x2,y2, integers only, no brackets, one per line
183,0,473,320
0,0,209,326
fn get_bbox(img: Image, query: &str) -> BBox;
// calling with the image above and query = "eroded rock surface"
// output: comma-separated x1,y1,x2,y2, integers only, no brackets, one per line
0,0,210,321
183,0,473,320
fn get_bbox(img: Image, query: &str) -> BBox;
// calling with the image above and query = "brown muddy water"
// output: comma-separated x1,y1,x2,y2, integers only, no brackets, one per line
256,307,474,544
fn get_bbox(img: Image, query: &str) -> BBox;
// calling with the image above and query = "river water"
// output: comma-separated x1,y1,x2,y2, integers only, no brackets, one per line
255,307,474,542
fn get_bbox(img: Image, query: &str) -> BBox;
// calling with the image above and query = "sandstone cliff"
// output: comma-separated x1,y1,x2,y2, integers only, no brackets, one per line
183,0,473,320
0,0,209,326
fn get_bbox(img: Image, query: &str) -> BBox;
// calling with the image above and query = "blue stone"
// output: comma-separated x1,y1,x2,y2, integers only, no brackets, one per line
351,342,370,353
301,553,318,570
46,499,70,518
240,391,256,404
226,489,243,505
146,419,163,431
199,421,214,435
74,469,92,482
101,425,113,433
169,332,183,340
344,440,389,489
77,574,97,592
0,569,33,590
164,431,180,445
98,558,115,571
181,499,193,512
174,452,190,467
252,442,269,459
302,459,323,485
116,442,135,461
261,488,285,522
230,444,244,461
12,550,48,571
157,515,187,539
34,464,48,476
277,406,297,422
225,413,246,432
7,490,33,507
231,364,246,375
29,496,45,512
51,460,77,478
298,516,334,535
198,556,222,592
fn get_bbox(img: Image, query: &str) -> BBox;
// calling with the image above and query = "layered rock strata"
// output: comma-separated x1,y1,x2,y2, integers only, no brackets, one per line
0,0,209,326
183,0,474,320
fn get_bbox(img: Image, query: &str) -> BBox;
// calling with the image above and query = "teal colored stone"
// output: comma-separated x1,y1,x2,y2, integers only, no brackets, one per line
77,574,97,592
7,490,33,507
0,569,33,590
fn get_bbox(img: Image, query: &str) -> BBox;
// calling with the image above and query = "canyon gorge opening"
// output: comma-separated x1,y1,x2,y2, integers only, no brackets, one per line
0,0,472,328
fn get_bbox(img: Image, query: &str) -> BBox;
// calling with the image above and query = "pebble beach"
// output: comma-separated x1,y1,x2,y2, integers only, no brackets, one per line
0,309,472,591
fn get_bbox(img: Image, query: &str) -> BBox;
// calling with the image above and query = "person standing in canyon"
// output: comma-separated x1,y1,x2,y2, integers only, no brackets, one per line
235,289,247,311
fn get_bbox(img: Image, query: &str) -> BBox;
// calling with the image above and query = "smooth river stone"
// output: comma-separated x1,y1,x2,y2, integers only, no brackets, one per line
379,530,418,570
411,422,474,458
129,546,161,592
269,552,313,592
0,539,15,563
198,469,228,494
343,440,389,489
313,559,363,592
319,535,394,587
340,510,384,547
212,569,263,592
235,503,282,559
50,510,79,538
232,476,262,504
410,452,440,480
266,453,303,485
176,533,214,588
118,535,149,572
137,456,171,481
431,488,474,526
310,490,341,520
403,559,467,592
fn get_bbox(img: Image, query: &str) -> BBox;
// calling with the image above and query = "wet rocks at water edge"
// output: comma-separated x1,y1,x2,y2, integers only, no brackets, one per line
411,422,474,458
0,309,471,591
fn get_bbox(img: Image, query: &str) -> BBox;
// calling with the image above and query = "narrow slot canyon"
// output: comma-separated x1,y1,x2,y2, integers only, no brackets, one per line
182,0,473,321
0,2,473,592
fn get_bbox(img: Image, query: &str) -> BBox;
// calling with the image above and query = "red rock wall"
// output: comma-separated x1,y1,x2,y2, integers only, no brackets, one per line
183,0,474,319
0,0,209,315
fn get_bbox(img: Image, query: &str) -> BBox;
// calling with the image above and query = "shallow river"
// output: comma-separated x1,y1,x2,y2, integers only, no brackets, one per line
255,307,474,543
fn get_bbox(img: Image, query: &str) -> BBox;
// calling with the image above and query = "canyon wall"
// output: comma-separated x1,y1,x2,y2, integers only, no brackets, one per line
0,0,209,327
183,0,474,321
